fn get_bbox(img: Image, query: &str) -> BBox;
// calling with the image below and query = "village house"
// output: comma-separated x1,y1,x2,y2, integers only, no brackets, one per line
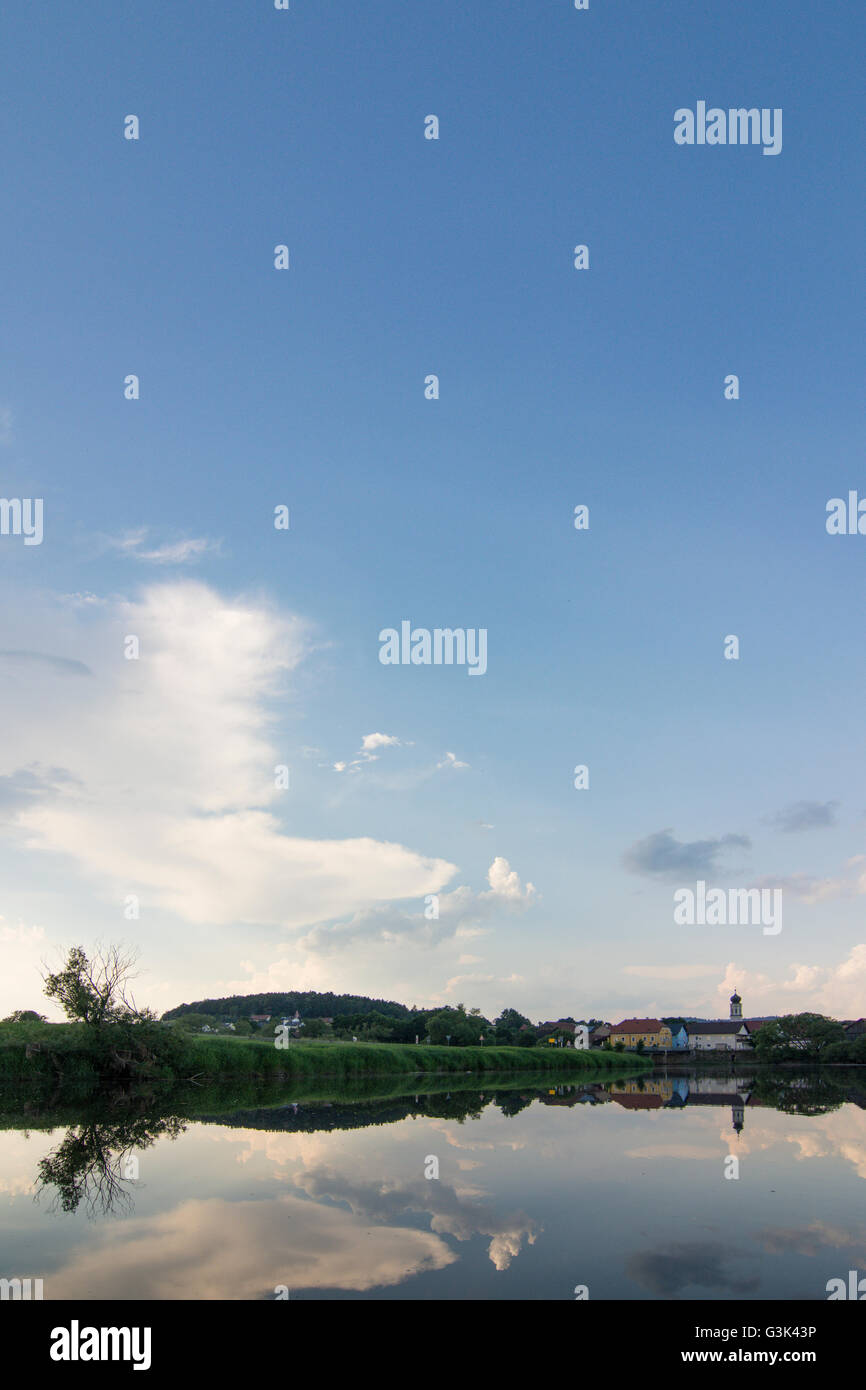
537,1019,574,1036
559,997,773,1053
609,1019,673,1049
687,1020,751,1050
539,1084,609,1107
588,1023,612,1047
612,1077,676,1101
534,1020,592,1049
743,1019,767,1041
686,992,762,1051
609,1090,666,1110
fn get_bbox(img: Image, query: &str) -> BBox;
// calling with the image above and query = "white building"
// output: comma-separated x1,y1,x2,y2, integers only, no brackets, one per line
687,992,751,1050
688,1021,750,1050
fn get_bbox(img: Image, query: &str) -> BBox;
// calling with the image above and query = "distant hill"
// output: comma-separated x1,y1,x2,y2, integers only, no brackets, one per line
161,991,413,1023
682,1015,778,1023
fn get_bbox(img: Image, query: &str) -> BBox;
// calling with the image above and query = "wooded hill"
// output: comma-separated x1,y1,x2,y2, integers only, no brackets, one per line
161,991,413,1022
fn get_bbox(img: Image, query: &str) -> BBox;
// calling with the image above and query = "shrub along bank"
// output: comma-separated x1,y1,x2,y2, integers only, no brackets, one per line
0,1022,651,1090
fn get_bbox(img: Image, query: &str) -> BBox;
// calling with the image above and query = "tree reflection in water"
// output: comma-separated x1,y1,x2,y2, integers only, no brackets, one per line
26,1068,864,1218
35,1114,186,1216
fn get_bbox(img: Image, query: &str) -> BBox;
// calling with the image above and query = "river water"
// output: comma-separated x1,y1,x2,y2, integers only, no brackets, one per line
1,1067,864,1300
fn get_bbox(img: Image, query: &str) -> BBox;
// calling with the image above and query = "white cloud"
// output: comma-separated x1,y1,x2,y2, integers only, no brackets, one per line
329,735,467,784
437,751,469,770
485,856,536,903
5,582,457,930
293,1164,537,1272
47,1194,455,1298
300,856,537,954
361,733,404,752
440,971,523,999
215,956,339,998
752,850,866,905
718,946,866,1018
624,964,721,981
751,873,843,903
60,592,109,609
109,529,219,565
332,731,413,773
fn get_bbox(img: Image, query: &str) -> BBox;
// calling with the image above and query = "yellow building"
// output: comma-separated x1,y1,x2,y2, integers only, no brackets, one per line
615,1077,675,1099
609,1018,673,1049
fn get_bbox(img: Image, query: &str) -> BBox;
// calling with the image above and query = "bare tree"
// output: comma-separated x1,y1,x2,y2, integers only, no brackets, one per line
42,944,147,1030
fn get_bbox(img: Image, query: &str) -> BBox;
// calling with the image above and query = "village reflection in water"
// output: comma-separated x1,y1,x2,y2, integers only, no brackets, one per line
2,1067,865,1301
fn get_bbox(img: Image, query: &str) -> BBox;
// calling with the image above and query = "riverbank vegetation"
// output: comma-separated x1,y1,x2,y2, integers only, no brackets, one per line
1,946,652,1091
751,1013,866,1063
0,1020,650,1089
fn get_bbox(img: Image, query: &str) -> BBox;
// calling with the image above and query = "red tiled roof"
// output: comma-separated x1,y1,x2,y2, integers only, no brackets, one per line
611,1018,665,1033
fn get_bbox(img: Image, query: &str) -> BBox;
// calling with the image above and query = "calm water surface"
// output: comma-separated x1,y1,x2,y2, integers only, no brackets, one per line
2,1067,864,1300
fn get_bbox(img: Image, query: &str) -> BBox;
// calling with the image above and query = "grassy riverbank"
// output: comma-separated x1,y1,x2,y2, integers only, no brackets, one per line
183,1035,649,1081
0,1021,652,1092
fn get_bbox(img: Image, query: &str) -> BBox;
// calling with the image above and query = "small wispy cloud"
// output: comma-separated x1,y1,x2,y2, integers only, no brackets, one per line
437,751,469,770
623,827,750,881
0,766,80,813
333,732,411,773
0,650,92,676
60,593,109,609
767,800,839,833
440,971,523,999
109,529,219,565
361,732,405,752
623,963,721,981
328,736,468,784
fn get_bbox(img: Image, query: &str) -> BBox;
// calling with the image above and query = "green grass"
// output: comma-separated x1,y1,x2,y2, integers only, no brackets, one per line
0,1020,651,1090
182,1035,650,1082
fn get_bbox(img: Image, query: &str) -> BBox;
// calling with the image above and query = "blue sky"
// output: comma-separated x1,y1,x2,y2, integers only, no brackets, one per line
1,0,864,1022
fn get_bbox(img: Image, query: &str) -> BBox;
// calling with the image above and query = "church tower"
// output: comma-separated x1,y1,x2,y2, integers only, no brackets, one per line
729,990,742,1020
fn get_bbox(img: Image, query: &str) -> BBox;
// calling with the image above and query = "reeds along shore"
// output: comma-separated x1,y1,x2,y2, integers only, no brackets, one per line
183,1038,653,1081
0,1029,652,1090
